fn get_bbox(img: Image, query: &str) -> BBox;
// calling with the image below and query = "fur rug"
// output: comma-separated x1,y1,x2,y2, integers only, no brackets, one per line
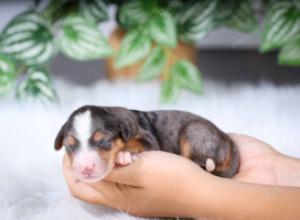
0,79,299,220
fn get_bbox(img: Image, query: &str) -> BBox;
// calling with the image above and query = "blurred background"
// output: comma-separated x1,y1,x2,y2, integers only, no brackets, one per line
0,1,299,220
1,1,299,86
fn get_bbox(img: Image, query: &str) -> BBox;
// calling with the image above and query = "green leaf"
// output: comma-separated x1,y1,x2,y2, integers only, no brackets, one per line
137,47,166,81
115,29,151,68
117,0,151,29
160,78,179,103
80,0,109,23
171,60,203,94
0,11,55,65
149,10,177,48
177,0,218,43
165,0,185,17
43,0,80,23
261,1,300,52
214,0,240,23
60,15,113,61
16,66,57,101
279,37,300,66
225,0,258,33
0,55,16,96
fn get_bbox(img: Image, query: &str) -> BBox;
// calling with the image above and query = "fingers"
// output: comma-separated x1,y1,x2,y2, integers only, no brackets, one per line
228,133,257,144
105,151,189,186
229,133,270,147
63,154,107,205
228,133,277,154
105,151,164,186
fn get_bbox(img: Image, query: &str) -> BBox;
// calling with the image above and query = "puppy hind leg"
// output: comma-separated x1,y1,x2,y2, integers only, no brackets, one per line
180,137,216,172
179,121,238,177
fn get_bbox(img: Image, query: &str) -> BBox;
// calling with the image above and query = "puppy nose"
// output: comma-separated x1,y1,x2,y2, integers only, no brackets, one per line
81,164,96,176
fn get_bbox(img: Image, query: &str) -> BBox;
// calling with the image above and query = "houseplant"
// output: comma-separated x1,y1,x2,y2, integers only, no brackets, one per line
0,0,299,102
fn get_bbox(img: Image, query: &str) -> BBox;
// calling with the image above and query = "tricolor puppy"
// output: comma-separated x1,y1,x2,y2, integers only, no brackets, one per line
54,105,239,183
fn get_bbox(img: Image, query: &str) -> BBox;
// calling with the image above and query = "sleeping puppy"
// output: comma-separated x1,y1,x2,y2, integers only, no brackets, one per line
54,105,239,183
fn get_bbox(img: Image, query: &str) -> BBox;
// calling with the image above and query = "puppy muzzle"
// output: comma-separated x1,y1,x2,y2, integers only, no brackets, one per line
72,151,112,183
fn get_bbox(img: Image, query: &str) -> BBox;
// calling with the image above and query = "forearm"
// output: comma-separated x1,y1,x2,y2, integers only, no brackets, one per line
189,174,300,219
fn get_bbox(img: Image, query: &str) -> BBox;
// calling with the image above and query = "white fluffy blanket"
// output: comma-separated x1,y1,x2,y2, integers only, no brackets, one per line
0,79,299,220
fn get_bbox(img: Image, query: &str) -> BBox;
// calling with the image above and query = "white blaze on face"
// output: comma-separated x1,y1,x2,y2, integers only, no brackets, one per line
73,110,92,151
72,110,110,183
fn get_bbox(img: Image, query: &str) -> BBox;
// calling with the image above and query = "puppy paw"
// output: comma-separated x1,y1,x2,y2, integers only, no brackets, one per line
205,158,216,172
116,151,134,166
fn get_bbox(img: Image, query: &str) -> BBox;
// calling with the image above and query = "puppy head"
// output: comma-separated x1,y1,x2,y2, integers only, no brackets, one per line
54,106,137,183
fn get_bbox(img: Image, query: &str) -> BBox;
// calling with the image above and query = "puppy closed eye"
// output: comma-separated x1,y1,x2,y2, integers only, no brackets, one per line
96,140,111,150
91,135,112,150
89,131,113,150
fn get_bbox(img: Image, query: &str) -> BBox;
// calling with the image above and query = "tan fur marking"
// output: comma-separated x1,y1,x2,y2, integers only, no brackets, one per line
180,138,191,158
125,138,145,153
99,138,126,168
66,135,76,146
216,142,232,172
69,153,75,164
92,131,104,142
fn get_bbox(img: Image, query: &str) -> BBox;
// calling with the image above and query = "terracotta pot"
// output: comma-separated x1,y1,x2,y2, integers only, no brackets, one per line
105,28,198,80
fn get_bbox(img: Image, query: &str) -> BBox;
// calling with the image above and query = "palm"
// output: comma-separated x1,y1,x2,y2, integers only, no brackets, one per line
230,134,280,185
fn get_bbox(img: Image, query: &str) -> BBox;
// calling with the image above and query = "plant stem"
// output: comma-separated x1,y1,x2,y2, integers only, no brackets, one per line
161,47,176,81
15,65,27,77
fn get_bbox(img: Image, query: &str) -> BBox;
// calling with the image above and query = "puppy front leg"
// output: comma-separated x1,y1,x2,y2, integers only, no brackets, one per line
115,137,144,165
115,131,160,166
115,151,136,165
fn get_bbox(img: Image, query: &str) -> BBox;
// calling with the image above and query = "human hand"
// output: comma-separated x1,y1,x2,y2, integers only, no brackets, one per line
63,150,212,218
229,133,280,185
63,133,300,218
230,133,300,187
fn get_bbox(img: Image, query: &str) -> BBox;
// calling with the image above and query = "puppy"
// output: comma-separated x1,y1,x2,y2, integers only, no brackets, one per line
55,105,239,183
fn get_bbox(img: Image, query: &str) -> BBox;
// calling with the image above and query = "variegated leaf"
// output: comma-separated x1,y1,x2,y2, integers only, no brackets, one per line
0,55,16,96
279,37,300,66
117,0,150,28
177,0,218,43
261,1,300,52
149,10,177,48
0,11,55,65
60,15,113,60
171,60,203,94
81,0,109,23
160,78,178,103
214,0,240,23
225,0,258,33
166,0,185,17
137,47,166,81
16,66,57,101
115,29,151,68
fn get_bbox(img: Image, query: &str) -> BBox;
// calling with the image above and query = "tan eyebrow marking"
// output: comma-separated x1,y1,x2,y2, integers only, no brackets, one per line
65,135,76,146
92,131,104,142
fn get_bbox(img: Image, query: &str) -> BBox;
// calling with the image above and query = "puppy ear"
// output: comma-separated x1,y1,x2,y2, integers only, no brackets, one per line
54,123,66,151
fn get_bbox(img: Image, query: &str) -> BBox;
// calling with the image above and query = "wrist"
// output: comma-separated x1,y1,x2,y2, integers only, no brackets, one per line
274,154,300,187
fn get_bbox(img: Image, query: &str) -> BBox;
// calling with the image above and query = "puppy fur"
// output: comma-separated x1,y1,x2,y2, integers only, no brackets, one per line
55,105,239,179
